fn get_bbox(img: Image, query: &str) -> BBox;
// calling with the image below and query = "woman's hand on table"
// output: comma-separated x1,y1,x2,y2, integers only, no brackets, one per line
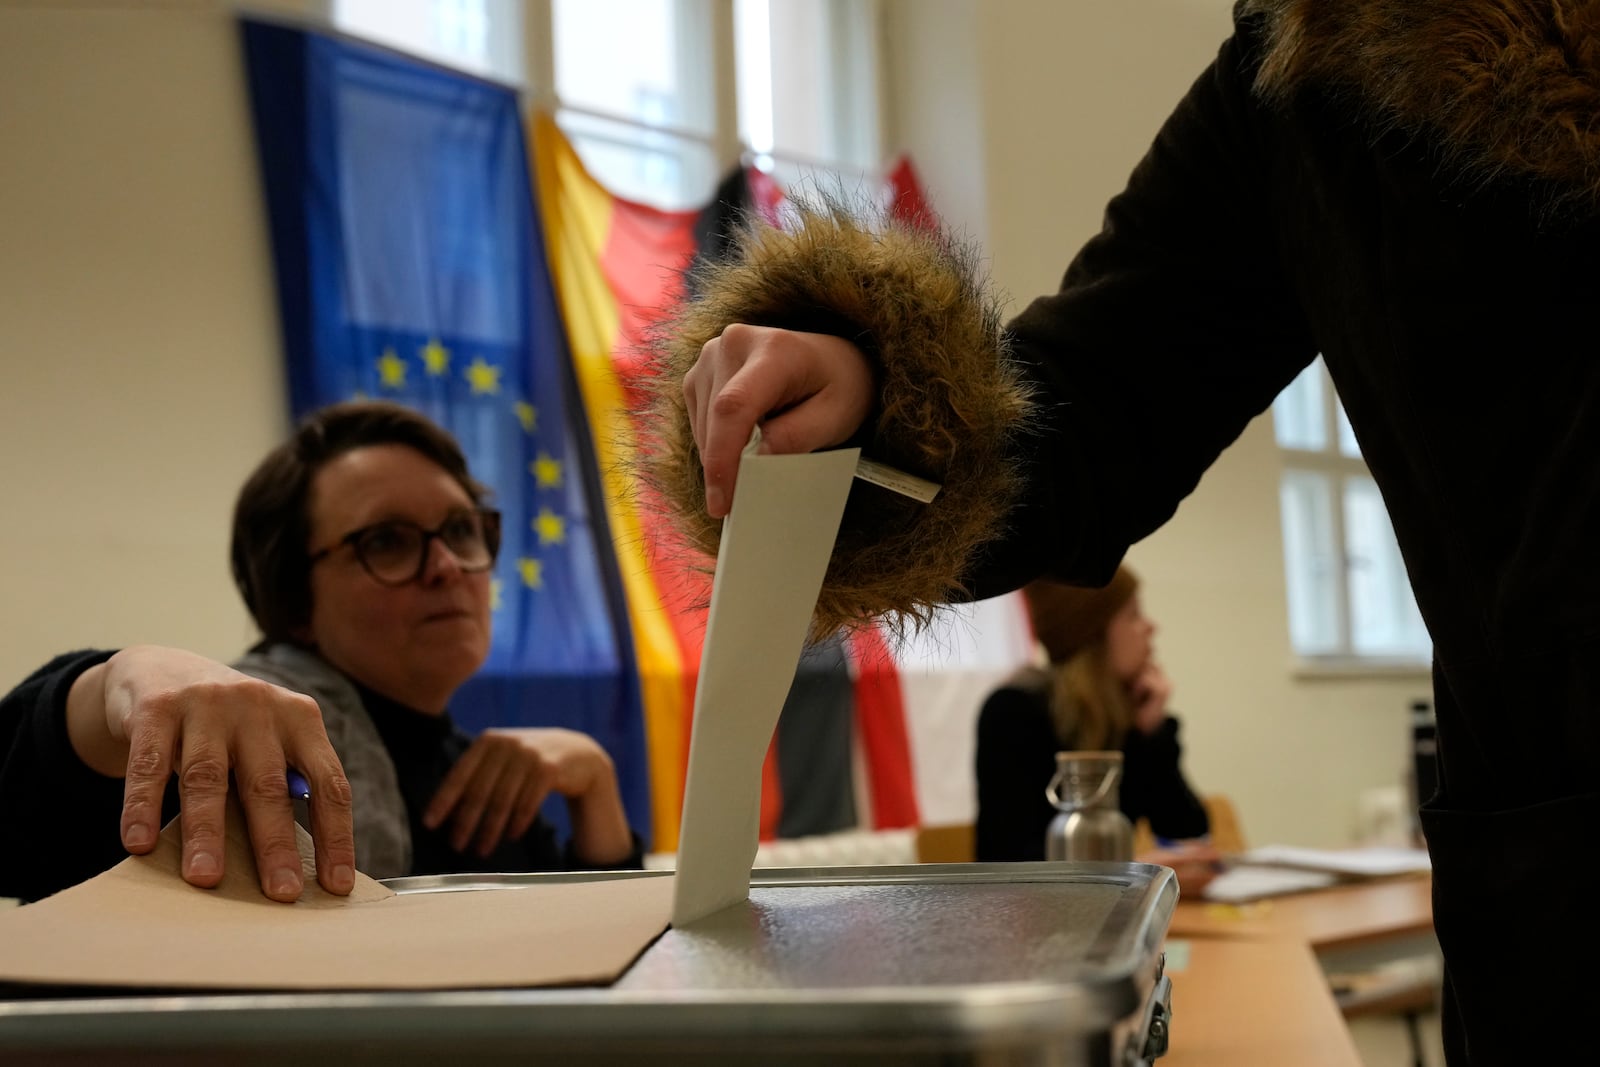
425,727,633,864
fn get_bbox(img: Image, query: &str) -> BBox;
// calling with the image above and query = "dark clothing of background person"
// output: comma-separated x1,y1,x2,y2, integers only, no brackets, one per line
975,675,1208,862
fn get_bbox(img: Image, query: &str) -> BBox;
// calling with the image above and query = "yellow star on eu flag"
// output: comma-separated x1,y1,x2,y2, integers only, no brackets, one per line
465,356,502,396
533,508,566,546
377,347,407,389
514,401,538,433
420,338,451,376
490,577,503,612
518,557,544,590
530,452,563,489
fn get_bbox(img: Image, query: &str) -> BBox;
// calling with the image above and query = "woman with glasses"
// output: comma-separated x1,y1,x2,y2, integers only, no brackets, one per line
227,400,639,882
1,401,636,904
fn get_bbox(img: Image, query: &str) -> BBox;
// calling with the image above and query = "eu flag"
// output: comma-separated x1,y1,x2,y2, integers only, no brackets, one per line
240,19,648,842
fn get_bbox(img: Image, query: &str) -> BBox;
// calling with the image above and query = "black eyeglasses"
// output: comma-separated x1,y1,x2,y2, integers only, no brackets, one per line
308,507,502,587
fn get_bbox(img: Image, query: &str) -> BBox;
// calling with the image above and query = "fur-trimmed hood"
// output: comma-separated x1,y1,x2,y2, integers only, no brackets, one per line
1245,0,1600,201
644,203,1032,639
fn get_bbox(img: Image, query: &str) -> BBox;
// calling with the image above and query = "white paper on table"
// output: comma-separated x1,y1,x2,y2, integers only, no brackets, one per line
1201,865,1337,903
1239,844,1432,878
671,432,861,926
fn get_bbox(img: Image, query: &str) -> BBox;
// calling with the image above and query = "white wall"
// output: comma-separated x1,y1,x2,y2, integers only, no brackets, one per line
883,0,1432,847
0,0,321,683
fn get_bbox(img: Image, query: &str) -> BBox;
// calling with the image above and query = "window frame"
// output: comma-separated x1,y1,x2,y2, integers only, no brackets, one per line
528,0,884,208
1276,359,1431,675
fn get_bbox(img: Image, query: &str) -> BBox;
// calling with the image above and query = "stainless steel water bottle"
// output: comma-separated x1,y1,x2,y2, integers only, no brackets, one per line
1045,750,1134,861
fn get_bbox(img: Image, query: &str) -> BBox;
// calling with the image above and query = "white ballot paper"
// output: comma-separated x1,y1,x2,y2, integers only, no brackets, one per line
671,432,862,925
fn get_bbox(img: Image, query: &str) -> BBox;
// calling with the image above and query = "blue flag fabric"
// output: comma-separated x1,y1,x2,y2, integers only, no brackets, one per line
240,19,648,843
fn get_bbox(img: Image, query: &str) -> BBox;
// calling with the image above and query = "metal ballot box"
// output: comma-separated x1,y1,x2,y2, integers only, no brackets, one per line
0,862,1175,1066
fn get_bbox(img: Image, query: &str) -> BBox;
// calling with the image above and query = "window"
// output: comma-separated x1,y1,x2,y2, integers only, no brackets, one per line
549,0,720,207
334,1,883,210
552,0,881,208
332,0,525,84
1273,359,1431,665
734,0,882,189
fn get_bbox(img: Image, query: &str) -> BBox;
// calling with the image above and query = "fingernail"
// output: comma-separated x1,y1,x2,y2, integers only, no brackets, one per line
271,868,302,898
707,486,726,515
189,851,219,878
125,823,153,849
331,864,355,891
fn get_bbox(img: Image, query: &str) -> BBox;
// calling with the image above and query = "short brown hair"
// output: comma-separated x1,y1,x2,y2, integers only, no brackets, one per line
230,400,490,642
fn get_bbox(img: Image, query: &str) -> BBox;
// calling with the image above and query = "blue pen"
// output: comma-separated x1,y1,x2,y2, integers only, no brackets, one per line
286,768,311,801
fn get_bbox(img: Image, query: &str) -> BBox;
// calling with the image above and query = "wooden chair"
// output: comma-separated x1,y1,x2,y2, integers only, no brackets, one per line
914,823,975,864
1201,794,1247,854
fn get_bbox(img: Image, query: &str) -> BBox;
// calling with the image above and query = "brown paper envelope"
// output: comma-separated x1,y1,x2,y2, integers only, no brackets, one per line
0,800,671,991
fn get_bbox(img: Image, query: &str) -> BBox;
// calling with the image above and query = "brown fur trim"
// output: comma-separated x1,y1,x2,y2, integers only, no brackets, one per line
1245,0,1600,203
640,200,1034,640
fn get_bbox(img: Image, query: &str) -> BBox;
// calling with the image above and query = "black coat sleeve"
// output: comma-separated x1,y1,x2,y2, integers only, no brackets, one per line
1120,715,1211,842
965,14,1320,599
974,687,1060,862
0,650,176,902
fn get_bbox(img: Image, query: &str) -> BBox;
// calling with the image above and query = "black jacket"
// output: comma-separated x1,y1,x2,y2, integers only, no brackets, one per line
980,9,1600,1060
0,651,154,903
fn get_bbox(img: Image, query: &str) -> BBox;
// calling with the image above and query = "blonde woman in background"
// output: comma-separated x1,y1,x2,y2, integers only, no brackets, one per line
974,566,1218,892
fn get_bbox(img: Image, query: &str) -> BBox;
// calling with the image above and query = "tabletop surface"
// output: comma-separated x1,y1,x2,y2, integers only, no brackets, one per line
1169,873,1433,949
1162,873,1435,1065
1162,936,1364,1067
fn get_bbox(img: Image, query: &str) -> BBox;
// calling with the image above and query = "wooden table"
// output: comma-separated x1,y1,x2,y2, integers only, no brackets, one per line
1159,875,1437,1065
1169,873,1433,949
1161,936,1364,1067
